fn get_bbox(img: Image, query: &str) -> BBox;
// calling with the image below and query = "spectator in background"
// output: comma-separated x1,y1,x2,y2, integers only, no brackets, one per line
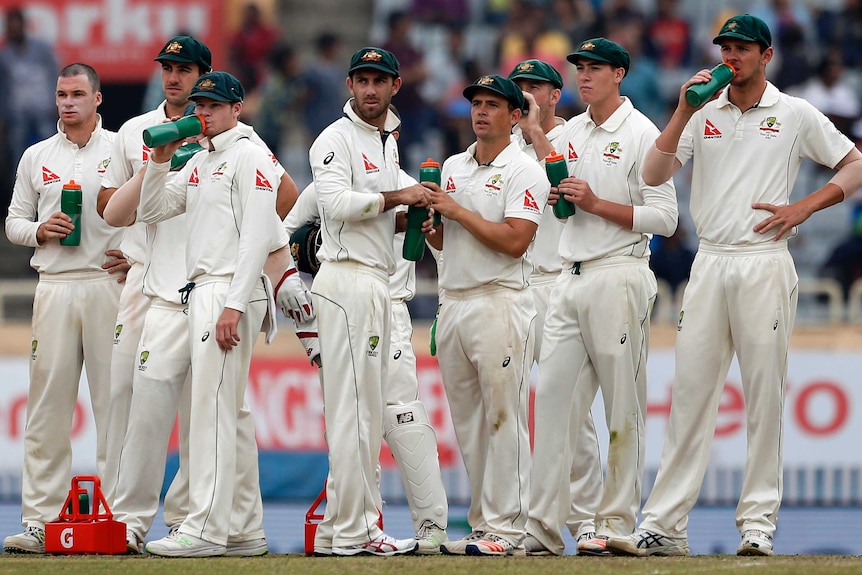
383,11,431,168
820,202,862,300
300,32,348,146
647,0,692,69
790,47,861,139
752,0,815,90
612,18,665,123
497,2,572,86
649,226,695,292
410,0,469,27
0,7,59,196
254,43,306,157
228,2,280,92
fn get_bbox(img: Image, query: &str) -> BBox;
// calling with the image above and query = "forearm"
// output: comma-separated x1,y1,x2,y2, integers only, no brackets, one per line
103,167,145,227
643,143,681,187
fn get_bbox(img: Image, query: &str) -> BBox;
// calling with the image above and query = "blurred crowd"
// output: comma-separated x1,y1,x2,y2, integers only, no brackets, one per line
3,0,862,302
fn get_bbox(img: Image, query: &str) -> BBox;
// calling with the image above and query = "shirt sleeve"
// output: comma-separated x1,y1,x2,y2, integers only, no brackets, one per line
503,160,549,225
283,184,320,236
138,158,187,224
100,125,134,190
632,121,679,237
311,127,384,222
796,97,855,169
224,145,280,312
4,149,41,247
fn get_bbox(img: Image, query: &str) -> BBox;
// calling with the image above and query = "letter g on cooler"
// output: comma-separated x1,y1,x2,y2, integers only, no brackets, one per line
61,527,74,549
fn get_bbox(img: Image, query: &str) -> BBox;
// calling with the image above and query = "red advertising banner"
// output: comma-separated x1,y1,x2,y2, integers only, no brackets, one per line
0,0,226,82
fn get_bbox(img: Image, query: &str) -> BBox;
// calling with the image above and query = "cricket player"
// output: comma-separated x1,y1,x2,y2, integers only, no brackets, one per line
426,75,550,556
507,58,605,555
519,39,677,556
3,63,127,554
607,15,862,557
308,47,430,556
285,175,450,555
134,71,283,557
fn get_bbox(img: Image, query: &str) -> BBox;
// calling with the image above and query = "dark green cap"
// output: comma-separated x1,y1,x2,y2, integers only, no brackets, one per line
507,59,564,89
154,35,212,71
567,37,630,75
713,14,772,48
189,71,245,103
463,74,526,112
348,47,400,77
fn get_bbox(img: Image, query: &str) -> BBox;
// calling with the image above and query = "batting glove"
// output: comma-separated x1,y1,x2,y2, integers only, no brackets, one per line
275,266,314,323
295,317,321,367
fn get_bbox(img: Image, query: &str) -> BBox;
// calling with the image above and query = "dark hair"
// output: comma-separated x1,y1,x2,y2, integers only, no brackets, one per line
60,63,100,92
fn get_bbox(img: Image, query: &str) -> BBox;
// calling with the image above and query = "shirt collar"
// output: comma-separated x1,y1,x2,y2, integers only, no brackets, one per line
466,140,521,167
57,114,103,147
584,97,633,132
208,125,245,151
343,99,401,133
716,81,780,110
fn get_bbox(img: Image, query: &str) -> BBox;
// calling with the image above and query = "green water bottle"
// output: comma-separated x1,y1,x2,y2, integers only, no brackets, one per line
142,114,206,148
402,159,441,261
59,180,82,246
685,63,735,107
170,142,205,170
546,151,575,219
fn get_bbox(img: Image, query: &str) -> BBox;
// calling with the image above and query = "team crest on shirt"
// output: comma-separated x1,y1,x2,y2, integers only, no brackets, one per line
41,166,60,185
445,176,456,192
188,167,199,186
97,157,110,175
602,141,622,165
759,116,781,140
362,153,379,174
30,339,37,360
114,324,123,345
367,335,380,357
484,173,503,196
703,119,722,138
567,142,579,160
211,162,228,178
523,189,540,213
255,170,273,192
138,350,149,371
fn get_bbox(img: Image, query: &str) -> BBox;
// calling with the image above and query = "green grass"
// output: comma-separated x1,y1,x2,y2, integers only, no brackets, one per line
2,555,862,575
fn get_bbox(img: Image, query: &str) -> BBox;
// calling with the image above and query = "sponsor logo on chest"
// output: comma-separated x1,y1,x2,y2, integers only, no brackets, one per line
42,166,61,185
703,119,722,139
362,153,379,174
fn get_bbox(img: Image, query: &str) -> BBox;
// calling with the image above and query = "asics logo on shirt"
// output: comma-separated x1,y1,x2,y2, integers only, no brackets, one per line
188,167,199,186
362,153,379,173
255,170,273,192
703,119,722,138
567,142,579,160
42,166,61,185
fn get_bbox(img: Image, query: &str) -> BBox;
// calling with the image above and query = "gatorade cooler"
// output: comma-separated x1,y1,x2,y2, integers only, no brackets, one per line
304,481,384,556
45,475,126,554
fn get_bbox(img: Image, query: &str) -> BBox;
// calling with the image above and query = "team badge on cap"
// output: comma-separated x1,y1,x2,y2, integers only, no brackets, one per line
580,41,596,51
197,79,215,90
165,41,182,54
361,49,383,62
477,76,494,86
516,62,534,73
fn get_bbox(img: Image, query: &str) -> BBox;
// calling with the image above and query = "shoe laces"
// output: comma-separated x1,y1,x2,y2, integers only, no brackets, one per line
577,531,596,544
25,526,45,543
465,530,485,542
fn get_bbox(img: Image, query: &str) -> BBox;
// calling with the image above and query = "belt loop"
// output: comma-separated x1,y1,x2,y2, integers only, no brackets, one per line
571,262,581,275
178,282,196,305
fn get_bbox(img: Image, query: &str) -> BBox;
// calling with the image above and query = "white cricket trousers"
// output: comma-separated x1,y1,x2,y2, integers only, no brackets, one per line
21,271,121,527
112,299,264,542
312,261,391,547
530,273,603,540
528,258,655,554
178,279,267,545
641,242,797,539
103,261,150,502
437,284,534,545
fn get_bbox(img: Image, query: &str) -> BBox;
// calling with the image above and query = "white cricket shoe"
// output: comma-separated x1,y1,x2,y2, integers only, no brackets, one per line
578,534,611,556
415,520,448,555
466,533,518,556
332,532,418,556
440,530,485,555
225,537,268,557
606,528,690,557
3,526,45,554
737,529,774,556
145,531,226,557
126,528,143,554
522,534,553,556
